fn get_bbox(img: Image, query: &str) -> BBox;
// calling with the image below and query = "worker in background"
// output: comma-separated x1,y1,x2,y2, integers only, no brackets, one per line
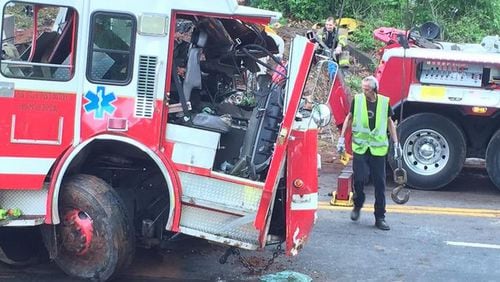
317,17,347,63
336,76,402,231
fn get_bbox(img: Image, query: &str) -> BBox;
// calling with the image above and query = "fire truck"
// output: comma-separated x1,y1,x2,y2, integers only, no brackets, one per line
0,0,333,280
374,25,500,191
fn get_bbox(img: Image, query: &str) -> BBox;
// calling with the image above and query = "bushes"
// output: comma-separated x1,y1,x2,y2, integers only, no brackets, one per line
251,0,335,21
349,20,386,52
250,0,500,45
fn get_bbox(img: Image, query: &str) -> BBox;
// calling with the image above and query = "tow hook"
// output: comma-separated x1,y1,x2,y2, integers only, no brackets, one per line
392,159,410,204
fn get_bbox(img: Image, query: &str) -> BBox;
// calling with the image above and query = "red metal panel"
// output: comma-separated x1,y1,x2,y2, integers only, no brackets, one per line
0,91,76,158
328,71,352,154
336,172,352,200
254,39,316,235
174,163,212,177
46,144,77,223
328,71,351,128
80,98,163,150
154,149,183,232
376,57,415,106
285,129,318,255
0,174,46,190
0,90,75,190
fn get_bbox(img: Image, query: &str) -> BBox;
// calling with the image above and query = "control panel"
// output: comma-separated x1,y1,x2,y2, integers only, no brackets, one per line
419,60,484,87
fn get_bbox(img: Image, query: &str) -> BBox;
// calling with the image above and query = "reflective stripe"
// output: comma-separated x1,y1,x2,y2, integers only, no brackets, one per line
0,157,55,174
338,34,348,47
353,137,388,147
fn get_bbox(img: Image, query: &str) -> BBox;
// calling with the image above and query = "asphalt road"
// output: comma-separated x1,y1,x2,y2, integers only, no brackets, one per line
1,164,499,281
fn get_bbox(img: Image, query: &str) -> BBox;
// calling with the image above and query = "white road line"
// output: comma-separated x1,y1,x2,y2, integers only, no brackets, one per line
445,241,500,249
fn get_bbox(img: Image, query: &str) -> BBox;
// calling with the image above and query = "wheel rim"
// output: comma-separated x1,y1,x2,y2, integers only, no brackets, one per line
403,129,450,176
60,209,94,256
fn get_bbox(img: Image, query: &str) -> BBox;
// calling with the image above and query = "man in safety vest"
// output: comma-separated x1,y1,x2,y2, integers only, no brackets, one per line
337,76,402,230
316,17,348,66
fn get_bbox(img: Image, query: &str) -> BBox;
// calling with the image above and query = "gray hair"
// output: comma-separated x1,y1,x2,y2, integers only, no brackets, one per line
362,76,379,92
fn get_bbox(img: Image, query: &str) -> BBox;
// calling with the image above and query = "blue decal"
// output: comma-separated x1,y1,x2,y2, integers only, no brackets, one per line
84,86,117,119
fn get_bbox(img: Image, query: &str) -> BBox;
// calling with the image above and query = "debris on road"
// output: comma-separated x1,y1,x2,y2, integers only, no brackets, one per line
260,270,312,282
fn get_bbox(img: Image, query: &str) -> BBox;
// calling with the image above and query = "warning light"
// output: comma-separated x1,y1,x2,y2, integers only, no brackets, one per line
293,179,304,189
472,107,488,114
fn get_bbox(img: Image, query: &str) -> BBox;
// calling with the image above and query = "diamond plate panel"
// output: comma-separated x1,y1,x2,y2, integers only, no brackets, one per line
179,172,262,212
0,187,48,215
180,205,259,245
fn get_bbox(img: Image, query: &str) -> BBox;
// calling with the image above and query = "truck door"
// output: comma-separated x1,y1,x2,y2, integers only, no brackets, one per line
0,1,81,189
254,36,316,246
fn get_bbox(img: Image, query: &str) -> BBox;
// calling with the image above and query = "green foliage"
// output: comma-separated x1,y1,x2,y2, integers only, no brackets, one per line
444,14,487,43
350,20,385,52
251,0,333,21
251,0,500,45
287,0,327,21
345,74,362,94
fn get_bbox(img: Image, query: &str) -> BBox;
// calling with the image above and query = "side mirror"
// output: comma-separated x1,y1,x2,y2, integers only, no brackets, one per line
397,33,409,49
311,103,332,127
306,30,317,43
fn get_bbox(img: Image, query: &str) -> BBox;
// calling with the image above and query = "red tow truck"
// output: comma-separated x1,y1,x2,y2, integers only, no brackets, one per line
329,23,500,191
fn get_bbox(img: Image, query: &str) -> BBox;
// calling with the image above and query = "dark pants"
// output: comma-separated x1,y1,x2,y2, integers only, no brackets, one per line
353,150,386,219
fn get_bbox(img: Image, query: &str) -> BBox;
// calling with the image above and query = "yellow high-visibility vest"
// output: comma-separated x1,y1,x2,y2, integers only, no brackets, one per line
351,94,389,156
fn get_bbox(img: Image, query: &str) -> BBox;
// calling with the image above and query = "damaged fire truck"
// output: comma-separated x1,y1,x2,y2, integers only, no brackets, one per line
0,0,333,280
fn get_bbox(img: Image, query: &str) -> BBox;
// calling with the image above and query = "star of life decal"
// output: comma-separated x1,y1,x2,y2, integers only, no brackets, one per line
84,86,117,119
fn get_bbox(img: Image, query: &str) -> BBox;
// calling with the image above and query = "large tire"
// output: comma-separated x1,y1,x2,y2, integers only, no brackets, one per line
53,174,134,281
389,113,466,190
486,129,500,191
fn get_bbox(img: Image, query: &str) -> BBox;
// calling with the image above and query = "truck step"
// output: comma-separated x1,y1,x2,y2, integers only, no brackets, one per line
179,205,259,250
0,215,45,227
178,171,263,216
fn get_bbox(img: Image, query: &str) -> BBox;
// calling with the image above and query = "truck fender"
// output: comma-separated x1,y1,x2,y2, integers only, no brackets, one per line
45,134,181,230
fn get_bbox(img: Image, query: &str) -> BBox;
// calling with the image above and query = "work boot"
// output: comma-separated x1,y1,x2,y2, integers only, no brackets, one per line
350,207,361,221
375,218,390,230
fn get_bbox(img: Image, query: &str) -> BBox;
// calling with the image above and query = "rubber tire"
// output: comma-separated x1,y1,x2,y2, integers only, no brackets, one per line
389,113,466,190
54,174,134,281
486,129,500,191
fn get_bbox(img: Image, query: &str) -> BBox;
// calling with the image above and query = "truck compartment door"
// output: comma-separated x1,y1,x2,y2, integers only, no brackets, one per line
285,129,318,255
254,36,315,245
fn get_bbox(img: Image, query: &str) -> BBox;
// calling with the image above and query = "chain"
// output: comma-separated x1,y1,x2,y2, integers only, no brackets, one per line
219,243,283,274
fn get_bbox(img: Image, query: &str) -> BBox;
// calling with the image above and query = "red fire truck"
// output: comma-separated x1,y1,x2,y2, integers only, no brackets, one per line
328,24,500,191
0,0,333,280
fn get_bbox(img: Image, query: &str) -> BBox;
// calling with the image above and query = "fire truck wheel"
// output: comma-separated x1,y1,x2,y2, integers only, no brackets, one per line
54,174,135,281
486,129,500,191
389,113,466,190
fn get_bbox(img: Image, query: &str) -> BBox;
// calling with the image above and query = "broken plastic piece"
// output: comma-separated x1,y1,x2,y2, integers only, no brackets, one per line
260,271,312,282
339,151,352,165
